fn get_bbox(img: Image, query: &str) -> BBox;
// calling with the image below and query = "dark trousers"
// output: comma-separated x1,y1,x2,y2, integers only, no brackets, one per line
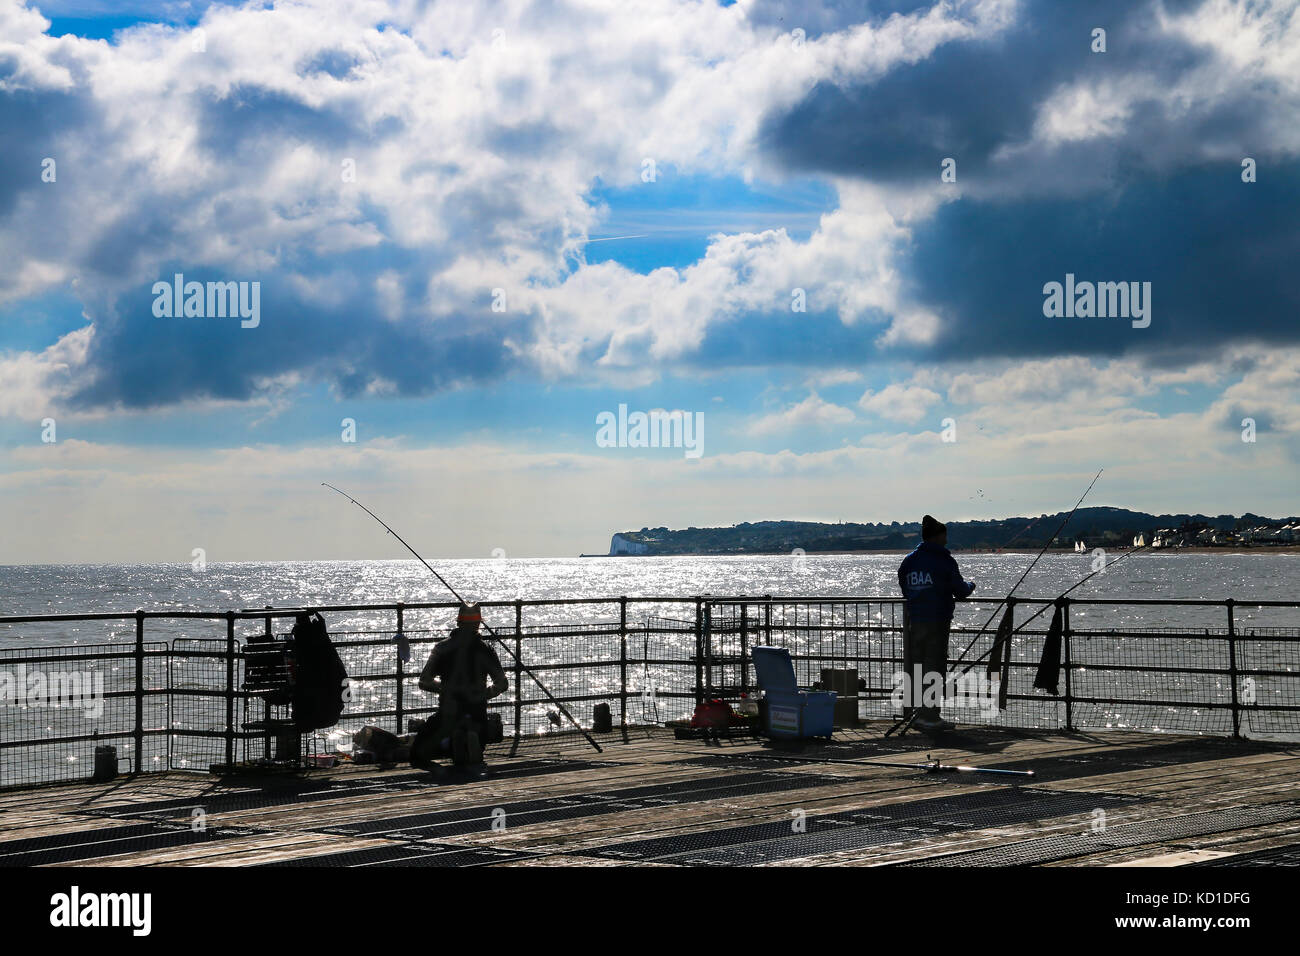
410,695,488,765
903,618,952,721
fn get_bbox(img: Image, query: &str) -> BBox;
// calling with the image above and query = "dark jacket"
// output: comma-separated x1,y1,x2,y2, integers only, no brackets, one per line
897,541,975,623
418,626,508,704
290,612,349,731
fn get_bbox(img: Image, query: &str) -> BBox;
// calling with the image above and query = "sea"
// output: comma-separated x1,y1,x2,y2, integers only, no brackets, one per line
3,552,1300,642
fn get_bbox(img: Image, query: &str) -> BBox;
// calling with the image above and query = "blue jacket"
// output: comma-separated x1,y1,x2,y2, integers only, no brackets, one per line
897,541,975,623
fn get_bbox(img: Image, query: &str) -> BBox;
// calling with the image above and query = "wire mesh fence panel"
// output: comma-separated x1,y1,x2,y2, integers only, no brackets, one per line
169,638,237,772
512,621,622,738
633,616,698,726
1235,634,1300,739
706,599,908,725
943,600,1064,730
0,641,168,787
1063,602,1240,736
1066,632,1234,735
327,623,406,745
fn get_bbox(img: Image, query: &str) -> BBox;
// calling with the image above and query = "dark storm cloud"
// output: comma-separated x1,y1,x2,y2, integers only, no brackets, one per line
0,84,90,218
64,264,525,410
900,164,1300,360
761,0,1211,188
81,205,186,278
755,0,1299,361
693,306,883,370
483,120,567,158
299,49,360,79
197,84,369,155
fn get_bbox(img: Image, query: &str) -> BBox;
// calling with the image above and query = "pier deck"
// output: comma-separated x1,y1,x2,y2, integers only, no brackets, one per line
4,721,1300,867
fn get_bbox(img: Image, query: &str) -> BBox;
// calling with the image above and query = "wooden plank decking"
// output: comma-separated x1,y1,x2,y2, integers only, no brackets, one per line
3,721,1299,867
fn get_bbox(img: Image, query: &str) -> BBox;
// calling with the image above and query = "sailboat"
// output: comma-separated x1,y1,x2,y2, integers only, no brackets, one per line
1074,540,1086,553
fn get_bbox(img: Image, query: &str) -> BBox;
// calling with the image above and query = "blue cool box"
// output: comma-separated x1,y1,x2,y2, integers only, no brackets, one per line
751,646,836,740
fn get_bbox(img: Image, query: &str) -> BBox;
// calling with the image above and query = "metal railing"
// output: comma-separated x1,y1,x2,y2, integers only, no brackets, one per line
701,596,1300,741
2,594,1299,789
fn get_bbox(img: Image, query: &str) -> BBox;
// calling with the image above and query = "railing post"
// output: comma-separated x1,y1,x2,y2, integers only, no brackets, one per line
225,611,236,770
134,609,144,774
739,601,749,698
513,599,523,741
694,596,705,704
395,604,404,734
900,603,911,719
618,596,628,733
1061,598,1073,732
704,597,714,698
263,607,273,762
1226,599,1240,739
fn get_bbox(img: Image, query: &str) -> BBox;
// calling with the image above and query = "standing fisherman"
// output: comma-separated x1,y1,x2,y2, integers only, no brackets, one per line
897,515,976,733
412,603,508,767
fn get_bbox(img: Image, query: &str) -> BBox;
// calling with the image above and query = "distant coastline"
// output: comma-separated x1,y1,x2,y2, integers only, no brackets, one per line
784,545,1300,555
591,508,1300,556
581,545,1300,557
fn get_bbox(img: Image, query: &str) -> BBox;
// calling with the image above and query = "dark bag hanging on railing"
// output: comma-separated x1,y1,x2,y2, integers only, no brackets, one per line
290,612,349,731
1033,604,1064,695
986,605,1014,709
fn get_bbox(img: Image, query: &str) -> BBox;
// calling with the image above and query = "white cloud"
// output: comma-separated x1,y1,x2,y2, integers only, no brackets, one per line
1032,77,1141,145
946,356,1153,409
858,382,941,424
1162,0,1300,95
0,325,92,418
748,392,856,435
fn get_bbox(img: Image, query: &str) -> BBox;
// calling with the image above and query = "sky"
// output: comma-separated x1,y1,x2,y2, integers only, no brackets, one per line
1,0,1298,562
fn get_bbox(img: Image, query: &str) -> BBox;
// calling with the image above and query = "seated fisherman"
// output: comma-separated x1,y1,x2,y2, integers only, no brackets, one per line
412,603,508,767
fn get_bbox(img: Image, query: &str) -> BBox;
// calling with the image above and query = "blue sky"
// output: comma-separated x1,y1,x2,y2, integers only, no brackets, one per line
1,0,1298,561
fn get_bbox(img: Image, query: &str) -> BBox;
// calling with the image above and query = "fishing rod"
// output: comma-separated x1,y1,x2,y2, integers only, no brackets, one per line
952,541,1155,678
321,483,603,754
948,468,1104,672
734,752,1034,777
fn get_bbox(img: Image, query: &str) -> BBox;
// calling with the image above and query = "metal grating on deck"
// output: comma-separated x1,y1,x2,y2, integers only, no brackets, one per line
75,758,611,820
1188,843,1300,866
0,821,252,866
664,737,1292,783
310,769,844,840
568,787,1145,865
262,843,540,867
980,739,1286,784
901,803,1300,866
671,741,925,767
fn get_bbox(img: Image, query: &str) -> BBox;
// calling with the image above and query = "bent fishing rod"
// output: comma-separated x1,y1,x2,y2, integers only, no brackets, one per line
952,541,1154,678
322,483,603,754
743,752,1033,777
948,468,1104,672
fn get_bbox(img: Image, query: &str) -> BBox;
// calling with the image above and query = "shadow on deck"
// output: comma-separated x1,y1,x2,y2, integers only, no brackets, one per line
2,721,1298,867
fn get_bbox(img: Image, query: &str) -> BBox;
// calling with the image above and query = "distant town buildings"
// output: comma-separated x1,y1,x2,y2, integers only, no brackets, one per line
1136,522,1299,549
